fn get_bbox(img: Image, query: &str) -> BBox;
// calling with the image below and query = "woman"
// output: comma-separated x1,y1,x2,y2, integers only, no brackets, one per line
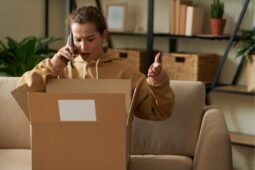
17,6,175,120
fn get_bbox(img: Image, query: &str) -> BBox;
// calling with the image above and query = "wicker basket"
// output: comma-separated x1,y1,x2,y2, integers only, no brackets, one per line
108,48,147,74
162,52,219,84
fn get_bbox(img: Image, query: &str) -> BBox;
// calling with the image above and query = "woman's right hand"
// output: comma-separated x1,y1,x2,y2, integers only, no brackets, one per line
51,33,78,72
50,45,73,72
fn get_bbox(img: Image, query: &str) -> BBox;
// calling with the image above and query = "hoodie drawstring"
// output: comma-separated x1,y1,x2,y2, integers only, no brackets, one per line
83,62,86,79
83,57,101,80
95,57,101,80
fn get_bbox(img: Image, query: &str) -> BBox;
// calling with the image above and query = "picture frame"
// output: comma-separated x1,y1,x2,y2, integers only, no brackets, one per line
106,4,127,32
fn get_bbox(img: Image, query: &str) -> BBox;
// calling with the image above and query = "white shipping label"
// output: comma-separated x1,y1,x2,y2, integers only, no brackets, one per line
58,100,96,121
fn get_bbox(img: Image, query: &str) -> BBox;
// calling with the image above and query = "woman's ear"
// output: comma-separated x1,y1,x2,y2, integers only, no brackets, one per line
101,30,109,48
102,30,108,41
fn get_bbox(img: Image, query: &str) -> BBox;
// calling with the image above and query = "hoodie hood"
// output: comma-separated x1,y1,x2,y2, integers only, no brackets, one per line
72,50,120,65
70,49,121,79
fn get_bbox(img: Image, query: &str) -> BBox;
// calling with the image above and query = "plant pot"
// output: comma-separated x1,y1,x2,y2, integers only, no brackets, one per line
210,18,226,35
246,54,255,92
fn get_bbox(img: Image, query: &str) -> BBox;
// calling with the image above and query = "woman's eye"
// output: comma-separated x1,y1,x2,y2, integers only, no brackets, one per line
87,38,95,42
75,38,81,42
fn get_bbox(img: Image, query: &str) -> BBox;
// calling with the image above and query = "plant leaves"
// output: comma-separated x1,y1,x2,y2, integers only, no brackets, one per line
6,37,19,49
16,37,36,63
0,36,61,76
235,27,255,58
0,51,18,65
0,40,7,50
36,37,62,52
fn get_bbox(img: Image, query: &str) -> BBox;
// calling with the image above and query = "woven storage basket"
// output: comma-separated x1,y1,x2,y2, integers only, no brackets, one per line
108,48,147,74
246,55,255,92
162,52,219,84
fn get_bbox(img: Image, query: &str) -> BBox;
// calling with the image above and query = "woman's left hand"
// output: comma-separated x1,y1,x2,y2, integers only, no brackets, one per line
147,53,166,85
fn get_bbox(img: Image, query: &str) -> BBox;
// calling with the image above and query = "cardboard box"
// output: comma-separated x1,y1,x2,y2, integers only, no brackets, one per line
12,79,132,170
46,79,131,113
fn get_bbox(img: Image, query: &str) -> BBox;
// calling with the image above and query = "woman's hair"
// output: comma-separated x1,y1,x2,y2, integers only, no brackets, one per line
66,6,107,35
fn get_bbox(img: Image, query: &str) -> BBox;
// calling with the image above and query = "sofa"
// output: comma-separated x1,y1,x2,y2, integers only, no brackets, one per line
0,76,232,170
0,77,31,170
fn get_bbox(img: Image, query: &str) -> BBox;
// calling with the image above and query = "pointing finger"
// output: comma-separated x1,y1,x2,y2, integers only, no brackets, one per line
154,53,161,64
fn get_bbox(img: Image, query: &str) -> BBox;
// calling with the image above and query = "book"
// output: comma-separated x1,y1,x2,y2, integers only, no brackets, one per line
175,0,181,34
170,0,177,34
185,6,204,36
179,4,187,35
178,1,192,35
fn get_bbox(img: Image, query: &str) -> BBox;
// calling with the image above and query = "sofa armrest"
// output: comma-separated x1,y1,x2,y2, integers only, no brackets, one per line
0,77,30,149
193,107,233,170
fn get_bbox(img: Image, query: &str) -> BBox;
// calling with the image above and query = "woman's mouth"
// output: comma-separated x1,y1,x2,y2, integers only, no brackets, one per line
80,52,95,62
80,52,90,58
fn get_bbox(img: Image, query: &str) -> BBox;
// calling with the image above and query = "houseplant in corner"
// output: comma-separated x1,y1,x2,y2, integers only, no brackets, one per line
210,0,226,35
0,36,61,76
235,27,255,92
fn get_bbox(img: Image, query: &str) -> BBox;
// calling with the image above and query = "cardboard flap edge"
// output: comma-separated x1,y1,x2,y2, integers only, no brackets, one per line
11,84,30,120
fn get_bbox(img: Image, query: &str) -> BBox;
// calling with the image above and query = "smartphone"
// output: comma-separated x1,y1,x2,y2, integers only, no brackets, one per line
68,33,78,67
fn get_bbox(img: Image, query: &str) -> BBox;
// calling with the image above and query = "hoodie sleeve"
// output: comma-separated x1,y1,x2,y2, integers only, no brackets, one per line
133,74,175,121
16,58,59,92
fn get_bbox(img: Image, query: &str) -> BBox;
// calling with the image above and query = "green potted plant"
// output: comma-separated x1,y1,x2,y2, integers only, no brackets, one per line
210,0,226,35
0,36,61,76
235,27,255,92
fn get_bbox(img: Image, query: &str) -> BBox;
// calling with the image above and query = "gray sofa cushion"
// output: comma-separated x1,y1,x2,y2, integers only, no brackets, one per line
130,155,192,170
131,81,205,157
0,149,31,170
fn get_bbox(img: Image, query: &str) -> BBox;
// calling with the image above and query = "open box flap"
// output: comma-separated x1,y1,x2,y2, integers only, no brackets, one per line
47,79,131,113
27,92,126,124
11,79,131,122
11,84,30,120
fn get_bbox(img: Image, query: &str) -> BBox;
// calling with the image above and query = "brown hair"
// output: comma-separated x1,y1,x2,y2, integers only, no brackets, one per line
66,6,107,35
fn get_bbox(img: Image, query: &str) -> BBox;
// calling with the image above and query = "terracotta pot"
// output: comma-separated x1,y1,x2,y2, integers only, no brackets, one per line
210,18,226,35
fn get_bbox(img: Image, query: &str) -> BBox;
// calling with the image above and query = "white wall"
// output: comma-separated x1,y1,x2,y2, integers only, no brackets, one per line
48,0,67,48
0,0,44,42
0,0,67,48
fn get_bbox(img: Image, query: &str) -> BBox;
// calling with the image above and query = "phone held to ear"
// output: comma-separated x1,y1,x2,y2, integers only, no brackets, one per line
68,33,78,68
54,33,78,68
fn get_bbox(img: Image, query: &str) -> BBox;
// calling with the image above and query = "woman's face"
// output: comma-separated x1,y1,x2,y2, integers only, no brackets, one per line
71,22,106,63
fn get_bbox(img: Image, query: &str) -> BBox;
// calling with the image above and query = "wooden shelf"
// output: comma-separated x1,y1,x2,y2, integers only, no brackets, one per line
211,85,255,96
109,32,147,37
109,32,241,40
165,34,238,40
230,132,255,148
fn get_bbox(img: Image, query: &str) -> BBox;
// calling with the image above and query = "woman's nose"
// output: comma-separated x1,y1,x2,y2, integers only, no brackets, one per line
80,41,87,51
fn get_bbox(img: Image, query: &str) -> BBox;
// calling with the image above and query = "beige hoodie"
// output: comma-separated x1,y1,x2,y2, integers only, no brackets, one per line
17,50,175,120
